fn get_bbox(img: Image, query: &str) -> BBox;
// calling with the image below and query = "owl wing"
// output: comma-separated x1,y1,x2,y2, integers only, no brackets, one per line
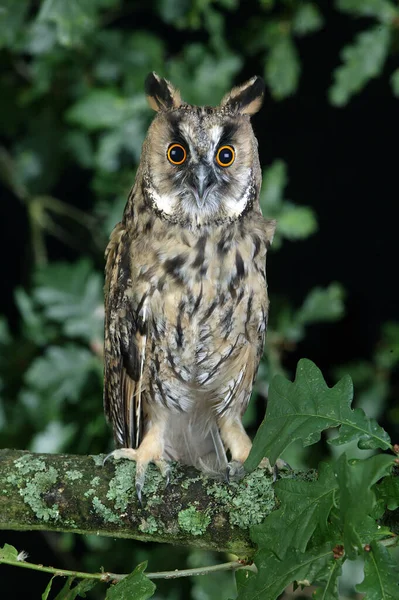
103,221,146,449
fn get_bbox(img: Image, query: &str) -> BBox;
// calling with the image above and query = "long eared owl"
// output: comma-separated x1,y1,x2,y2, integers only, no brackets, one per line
104,72,276,500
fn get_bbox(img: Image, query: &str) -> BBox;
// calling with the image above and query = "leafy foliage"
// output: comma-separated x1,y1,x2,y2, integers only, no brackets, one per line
240,361,397,599
105,563,156,600
246,359,392,471
44,577,97,600
356,541,399,600
237,544,335,600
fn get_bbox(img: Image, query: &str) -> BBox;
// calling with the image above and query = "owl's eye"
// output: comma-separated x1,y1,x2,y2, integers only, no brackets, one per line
216,145,235,167
167,143,187,165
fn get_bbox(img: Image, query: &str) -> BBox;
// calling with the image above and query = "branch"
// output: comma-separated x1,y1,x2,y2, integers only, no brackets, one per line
1,449,397,558
0,449,279,556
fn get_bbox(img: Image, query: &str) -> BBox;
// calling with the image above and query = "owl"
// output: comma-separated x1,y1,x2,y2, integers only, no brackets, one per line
104,72,276,501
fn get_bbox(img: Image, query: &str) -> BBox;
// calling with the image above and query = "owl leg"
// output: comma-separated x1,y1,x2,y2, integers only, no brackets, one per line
218,415,252,481
105,422,168,504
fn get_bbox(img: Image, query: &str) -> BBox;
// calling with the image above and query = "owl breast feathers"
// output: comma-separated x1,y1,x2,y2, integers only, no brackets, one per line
104,72,276,499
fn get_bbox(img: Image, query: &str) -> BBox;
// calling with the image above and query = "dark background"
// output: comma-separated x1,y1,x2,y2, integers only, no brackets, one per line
1,6,398,371
0,2,398,599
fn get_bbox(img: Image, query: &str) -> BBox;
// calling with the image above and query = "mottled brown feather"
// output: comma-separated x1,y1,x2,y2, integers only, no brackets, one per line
104,74,275,480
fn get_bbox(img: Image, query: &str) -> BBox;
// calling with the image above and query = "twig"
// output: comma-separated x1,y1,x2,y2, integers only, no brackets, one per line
0,555,255,583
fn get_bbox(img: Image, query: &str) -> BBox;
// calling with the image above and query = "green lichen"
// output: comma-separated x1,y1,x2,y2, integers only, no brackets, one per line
65,470,82,481
64,518,77,528
139,516,159,534
207,468,275,529
14,455,46,475
178,506,211,536
19,466,60,521
5,473,18,486
106,461,136,511
139,464,164,496
84,476,101,498
4,456,61,521
90,454,105,467
180,474,201,490
92,496,123,524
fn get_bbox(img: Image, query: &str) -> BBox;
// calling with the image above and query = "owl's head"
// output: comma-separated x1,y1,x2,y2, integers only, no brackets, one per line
141,72,265,227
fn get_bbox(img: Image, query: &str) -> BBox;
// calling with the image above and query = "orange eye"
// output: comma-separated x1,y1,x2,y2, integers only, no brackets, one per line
167,143,187,165
216,145,235,167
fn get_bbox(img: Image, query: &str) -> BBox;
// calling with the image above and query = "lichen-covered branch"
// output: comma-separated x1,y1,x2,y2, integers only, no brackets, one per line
0,449,279,557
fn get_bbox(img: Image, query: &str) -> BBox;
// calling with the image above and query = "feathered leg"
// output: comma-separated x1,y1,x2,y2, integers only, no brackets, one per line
105,421,170,504
218,414,252,481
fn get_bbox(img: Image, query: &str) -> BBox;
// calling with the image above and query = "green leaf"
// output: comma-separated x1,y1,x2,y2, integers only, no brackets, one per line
329,25,390,106
293,3,324,36
276,204,318,240
235,568,256,594
38,0,97,47
296,283,345,325
0,0,29,49
0,543,18,560
25,345,96,403
250,463,338,558
246,359,391,471
42,577,55,600
236,544,333,600
24,21,57,55
312,559,342,600
336,0,398,23
335,453,394,559
14,288,49,345
105,562,156,600
259,160,288,212
391,68,399,97
66,90,129,131
54,576,97,599
31,420,76,453
64,131,94,169
356,541,399,599
265,35,301,100
168,45,242,105
376,474,399,510
34,260,103,343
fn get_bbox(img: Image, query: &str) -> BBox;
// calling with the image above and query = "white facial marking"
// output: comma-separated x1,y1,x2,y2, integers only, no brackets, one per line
151,188,177,215
223,171,252,217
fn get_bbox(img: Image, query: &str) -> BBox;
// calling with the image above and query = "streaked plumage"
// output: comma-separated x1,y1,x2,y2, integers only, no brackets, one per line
104,72,276,499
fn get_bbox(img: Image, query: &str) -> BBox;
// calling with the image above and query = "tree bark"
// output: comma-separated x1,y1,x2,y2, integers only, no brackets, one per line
0,449,279,557
1,449,397,558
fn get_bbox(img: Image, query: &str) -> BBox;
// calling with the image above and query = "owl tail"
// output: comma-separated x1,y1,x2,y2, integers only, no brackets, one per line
163,409,229,476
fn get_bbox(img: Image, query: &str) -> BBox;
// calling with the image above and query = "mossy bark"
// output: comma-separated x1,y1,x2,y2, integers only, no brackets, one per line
0,449,279,557
1,450,397,557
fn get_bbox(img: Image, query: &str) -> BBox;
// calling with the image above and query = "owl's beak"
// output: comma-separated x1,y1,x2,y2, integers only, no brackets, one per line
191,164,216,207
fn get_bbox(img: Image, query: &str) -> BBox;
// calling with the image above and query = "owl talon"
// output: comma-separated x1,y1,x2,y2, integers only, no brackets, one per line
136,481,143,506
273,458,292,482
164,468,171,488
225,466,230,484
103,448,137,466
226,460,245,483
155,459,171,486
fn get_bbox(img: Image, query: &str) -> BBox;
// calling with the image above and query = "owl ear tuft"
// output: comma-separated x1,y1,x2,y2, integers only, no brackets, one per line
145,72,182,112
220,76,265,115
